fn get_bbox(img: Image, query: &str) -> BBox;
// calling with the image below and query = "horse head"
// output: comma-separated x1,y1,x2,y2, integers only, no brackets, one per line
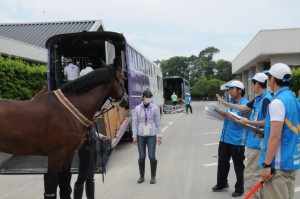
109,64,128,107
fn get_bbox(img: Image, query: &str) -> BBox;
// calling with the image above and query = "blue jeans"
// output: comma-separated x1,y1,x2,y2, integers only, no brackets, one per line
137,135,157,161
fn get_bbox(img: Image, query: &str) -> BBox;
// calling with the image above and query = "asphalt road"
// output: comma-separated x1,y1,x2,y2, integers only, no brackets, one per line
0,101,299,199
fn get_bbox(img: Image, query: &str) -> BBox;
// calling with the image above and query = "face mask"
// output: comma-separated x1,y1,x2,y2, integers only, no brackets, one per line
144,97,152,104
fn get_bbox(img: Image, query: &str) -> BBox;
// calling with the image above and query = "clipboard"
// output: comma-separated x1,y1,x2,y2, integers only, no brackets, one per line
204,103,225,122
234,120,264,135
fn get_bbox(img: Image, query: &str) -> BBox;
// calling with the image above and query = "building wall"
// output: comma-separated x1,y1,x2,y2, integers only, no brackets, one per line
0,36,47,63
271,54,300,66
233,28,300,100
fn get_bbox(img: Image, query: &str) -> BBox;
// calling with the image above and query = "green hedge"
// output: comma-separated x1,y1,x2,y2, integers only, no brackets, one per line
0,56,47,100
291,67,300,93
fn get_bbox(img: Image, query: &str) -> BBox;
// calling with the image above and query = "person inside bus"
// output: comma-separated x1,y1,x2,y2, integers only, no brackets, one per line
171,92,178,105
184,93,192,114
132,89,162,184
79,62,94,77
64,58,80,81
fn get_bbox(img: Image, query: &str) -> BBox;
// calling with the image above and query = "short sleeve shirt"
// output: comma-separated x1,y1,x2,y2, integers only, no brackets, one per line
269,99,285,122
64,64,80,80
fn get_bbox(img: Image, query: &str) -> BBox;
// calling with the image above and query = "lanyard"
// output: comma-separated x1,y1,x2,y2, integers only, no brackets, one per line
144,107,148,125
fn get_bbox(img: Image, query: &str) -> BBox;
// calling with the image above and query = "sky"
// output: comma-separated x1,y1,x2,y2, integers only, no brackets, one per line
1,0,300,62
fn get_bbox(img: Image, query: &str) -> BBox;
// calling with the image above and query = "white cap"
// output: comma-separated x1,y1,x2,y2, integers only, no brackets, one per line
67,58,72,63
265,63,292,82
225,80,245,90
185,93,190,95
248,72,268,83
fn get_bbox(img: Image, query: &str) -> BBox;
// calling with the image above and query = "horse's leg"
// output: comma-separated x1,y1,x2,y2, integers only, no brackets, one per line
44,153,66,199
44,173,58,199
58,151,75,199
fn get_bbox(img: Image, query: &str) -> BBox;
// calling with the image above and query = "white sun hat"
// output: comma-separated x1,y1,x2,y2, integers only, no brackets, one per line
248,72,268,83
225,80,245,90
265,63,292,82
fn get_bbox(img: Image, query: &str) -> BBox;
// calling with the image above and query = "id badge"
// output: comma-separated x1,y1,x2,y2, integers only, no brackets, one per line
143,124,150,136
253,110,259,121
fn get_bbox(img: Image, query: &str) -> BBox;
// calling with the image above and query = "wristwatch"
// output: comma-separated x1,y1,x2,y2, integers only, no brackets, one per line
262,162,272,168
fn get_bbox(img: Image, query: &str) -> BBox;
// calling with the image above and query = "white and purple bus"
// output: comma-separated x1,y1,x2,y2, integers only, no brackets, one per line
46,31,163,146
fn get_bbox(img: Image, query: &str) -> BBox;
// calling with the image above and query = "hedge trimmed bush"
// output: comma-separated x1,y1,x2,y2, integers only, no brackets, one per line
0,55,47,100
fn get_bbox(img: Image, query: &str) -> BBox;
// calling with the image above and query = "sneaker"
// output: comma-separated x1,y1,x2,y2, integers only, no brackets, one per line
212,184,229,192
232,191,244,197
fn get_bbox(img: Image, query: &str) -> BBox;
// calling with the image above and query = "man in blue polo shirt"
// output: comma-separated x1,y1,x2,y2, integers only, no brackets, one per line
212,80,249,197
216,72,272,198
259,63,300,199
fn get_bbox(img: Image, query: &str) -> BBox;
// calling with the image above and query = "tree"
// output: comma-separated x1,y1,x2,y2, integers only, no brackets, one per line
192,77,224,98
206,78,225,97
291,67,300,93
192,77,209,96
198,47,220,77
160,56,190,80
199,47,220,62
215,59,235,82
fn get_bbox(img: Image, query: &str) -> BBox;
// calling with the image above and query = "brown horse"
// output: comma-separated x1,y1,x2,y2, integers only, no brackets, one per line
0,64,127,199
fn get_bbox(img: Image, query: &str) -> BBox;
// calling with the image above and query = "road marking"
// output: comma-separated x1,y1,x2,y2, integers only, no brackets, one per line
204,143,219,146
162,122,173,132
203,132,220,135
204,160,232,167
162,126,169,132
204,162,218,166
295,187,300,192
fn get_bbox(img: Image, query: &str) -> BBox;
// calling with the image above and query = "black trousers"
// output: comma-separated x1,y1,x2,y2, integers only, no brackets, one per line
185,104,192,113
76,140,97,185
217,141,245,193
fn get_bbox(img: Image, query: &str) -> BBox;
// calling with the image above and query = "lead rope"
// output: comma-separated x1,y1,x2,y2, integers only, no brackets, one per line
94,99,114,183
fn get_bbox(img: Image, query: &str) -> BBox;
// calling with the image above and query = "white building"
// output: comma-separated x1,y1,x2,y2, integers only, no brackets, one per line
232,28,300,99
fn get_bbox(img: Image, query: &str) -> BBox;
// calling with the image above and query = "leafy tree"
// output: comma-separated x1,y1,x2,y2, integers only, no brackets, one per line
160,56,190,80
191,77,209,96
159,46,233,98
206,78,225,97
199,47,220,62
215,59,235,82
197,47,220,77
192,77,224,98
291,67,300,94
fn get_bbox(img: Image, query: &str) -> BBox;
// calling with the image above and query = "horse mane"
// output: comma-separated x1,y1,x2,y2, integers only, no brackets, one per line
60,65,116,96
